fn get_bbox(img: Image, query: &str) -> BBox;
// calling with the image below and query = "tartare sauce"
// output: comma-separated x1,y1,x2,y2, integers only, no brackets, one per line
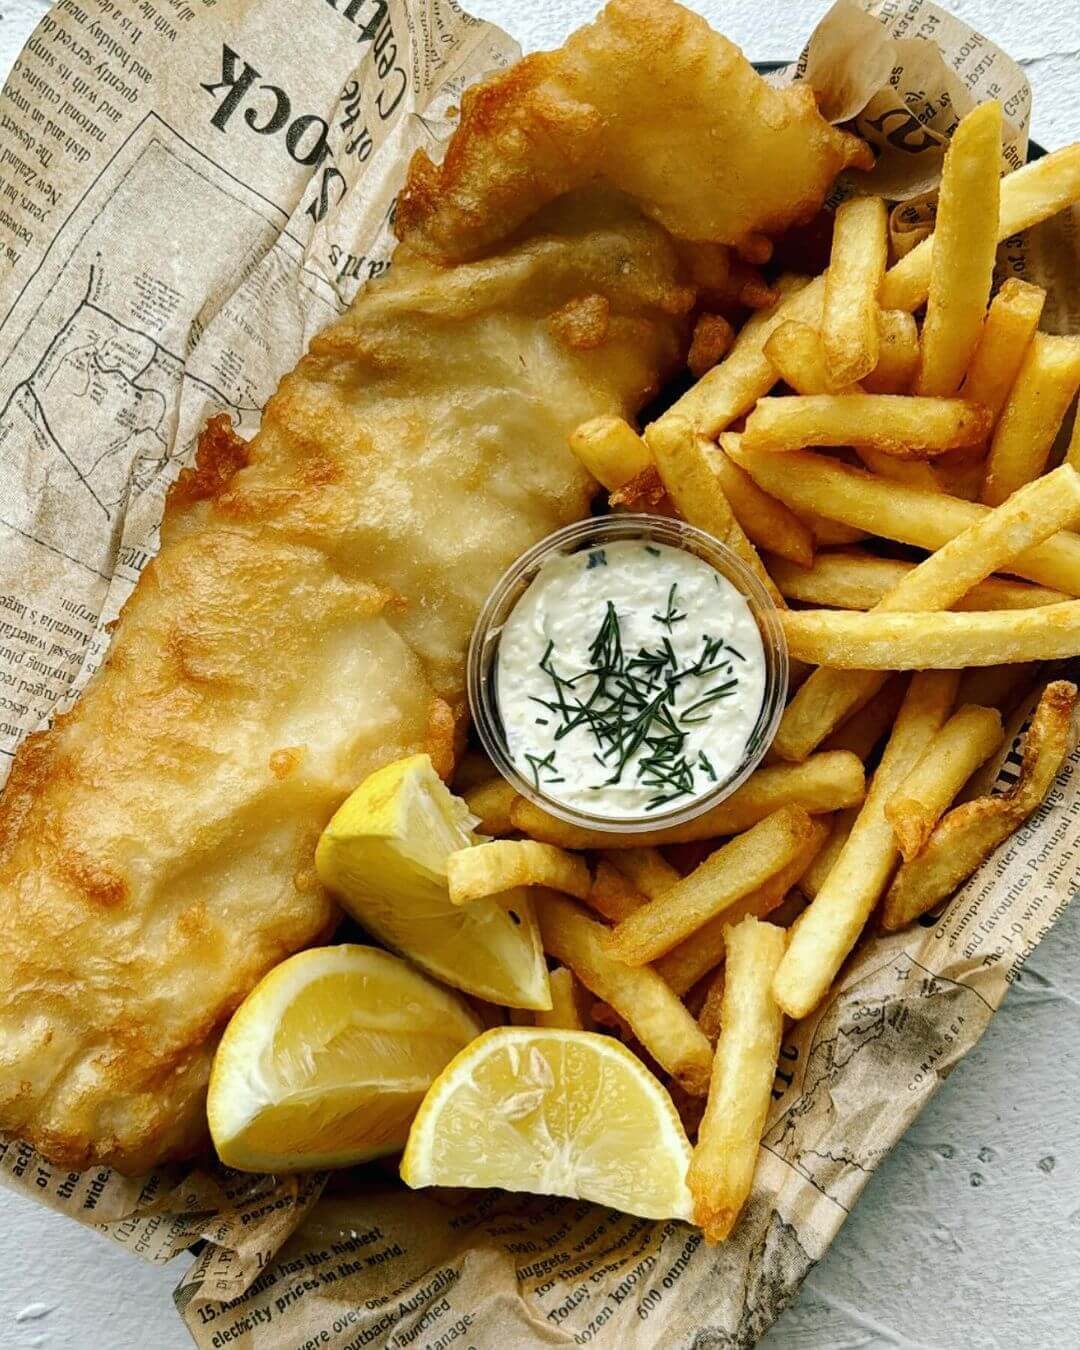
497,539,767,819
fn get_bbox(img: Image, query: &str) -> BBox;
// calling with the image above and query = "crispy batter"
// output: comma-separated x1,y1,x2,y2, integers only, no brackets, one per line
397,0,870,263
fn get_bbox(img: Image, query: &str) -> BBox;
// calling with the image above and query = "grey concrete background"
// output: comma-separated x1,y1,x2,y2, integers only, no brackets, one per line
0,0,1077,1345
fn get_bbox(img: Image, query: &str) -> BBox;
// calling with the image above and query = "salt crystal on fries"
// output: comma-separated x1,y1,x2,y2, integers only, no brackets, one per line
882,681,1078,930
447,841,591,905
535,891,714,1096
773,672,957,1019
913,102,1002,398
741,393,991,459
688,916,786,1242
821,195,888,385
608,806,814,965
885,704,1005,861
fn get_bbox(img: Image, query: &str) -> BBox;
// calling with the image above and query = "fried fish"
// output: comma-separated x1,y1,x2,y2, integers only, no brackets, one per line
0,0,864,1173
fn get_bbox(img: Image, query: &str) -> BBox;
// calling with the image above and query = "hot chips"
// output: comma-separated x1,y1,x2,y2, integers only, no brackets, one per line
822,195,887,385
463,778,519,836
688,916,786,1242
781,601,1080,669
961,278,1046,423
820,677,908,762
765,320,855,395
885,704,1004,860
535,891,714,1095
913,102,1002,397
882,681,1078,930
862,309,920,394
568,415,653,491
767,550,1069,612
727,446,1080,596
742,394,990,458
447,841,591,905
586,860,649,923
601,847,680,900
508,752,865,849
855,448,942,493
773,672,957,1019
533,966,587,1031
799,807,856,900
708,437,815,568
981,335,1080,505
608,806,814,965
697,969,726,1046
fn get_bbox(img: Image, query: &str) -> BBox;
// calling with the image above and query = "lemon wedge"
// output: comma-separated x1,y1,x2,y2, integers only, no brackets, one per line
315,755,550,1009
400,1027,695,1221
208,945,481,1172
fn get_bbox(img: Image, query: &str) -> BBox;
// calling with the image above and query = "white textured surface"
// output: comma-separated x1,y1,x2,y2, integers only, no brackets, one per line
0,1,1077,1347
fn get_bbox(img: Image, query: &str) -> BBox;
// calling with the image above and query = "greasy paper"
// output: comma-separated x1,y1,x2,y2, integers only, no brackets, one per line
0,0,1077,1346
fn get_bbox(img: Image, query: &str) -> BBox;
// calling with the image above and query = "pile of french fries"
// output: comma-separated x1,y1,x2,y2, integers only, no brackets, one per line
451,107,1080,1243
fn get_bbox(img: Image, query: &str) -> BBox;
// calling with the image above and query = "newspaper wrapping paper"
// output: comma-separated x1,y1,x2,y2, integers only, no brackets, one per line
0,0,1076,1345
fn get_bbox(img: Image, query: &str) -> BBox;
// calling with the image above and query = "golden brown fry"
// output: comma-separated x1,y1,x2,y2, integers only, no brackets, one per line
768,550,1069,613
913,103,1002,398
535,891,714,1095
446,840,591,905
568,415,653,492
801,513,869,548
822,195,887,385
463,778,520,836
781,602,1080,670
821,677,909,762
645,414,783,604
773,672,957,1019
707,437,815,568
1069,406,1080,471
862,310,920,394
608,806,814,965
688,313,737,379
533,966,588,1031
961,278,1047,423
885,704,1005,861
742,394,991,459
586,859,650,923
697,969,726,1046
654,816,828,993
856,448,942,493
689,916,786,1242
601,847,680,900
799,807,857,899
727,446,1080,596
509,751,865,848
882,681,1078,929
763,320,856,395
880,145,1080,312
981,335,1080,506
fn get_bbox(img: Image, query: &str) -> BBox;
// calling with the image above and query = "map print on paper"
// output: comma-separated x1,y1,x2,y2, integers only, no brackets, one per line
762,951,992,1214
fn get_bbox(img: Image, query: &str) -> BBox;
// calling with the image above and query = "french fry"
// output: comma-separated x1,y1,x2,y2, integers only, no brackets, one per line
913,102,1002,397
741,394,990,459
707,437,815,568
773,672,957,1019
961,278,1046,423
820,677,908,761
862,310,920,394
855,448,941,493
509,751,865,848
822,195,888,385
453,749,497,794
645,414,783,605
607,806,814,965
880,144,1080,312
957,663,1041,715
781,601,1080,669
1069,405,1080,471
688,916,787,1242
446,840,591,905
801,513,868,548
981,335,1080,506
885,704,1005,860
568,415,653,492
697,969,726,1046
727,446,1080,596
763,320,855,395
654,817,829,994
799,807,857,899
666,148,1080,440
882,681,1078,929
533,966,587,1031
601,847,680,900
463,778,519,836
586,859,649,923
688,313,736,379
767,550,1069,612
535,891,714,1095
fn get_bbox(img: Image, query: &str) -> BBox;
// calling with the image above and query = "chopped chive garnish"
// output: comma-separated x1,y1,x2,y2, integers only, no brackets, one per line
587,549,608,569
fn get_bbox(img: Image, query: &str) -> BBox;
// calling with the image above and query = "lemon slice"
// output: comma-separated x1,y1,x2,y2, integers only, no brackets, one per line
315,755,550,1009
400,1027,694,1221
208,945,481,1172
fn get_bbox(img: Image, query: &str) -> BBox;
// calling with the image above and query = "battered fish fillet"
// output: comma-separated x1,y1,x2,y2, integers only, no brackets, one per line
0,0,866,1174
